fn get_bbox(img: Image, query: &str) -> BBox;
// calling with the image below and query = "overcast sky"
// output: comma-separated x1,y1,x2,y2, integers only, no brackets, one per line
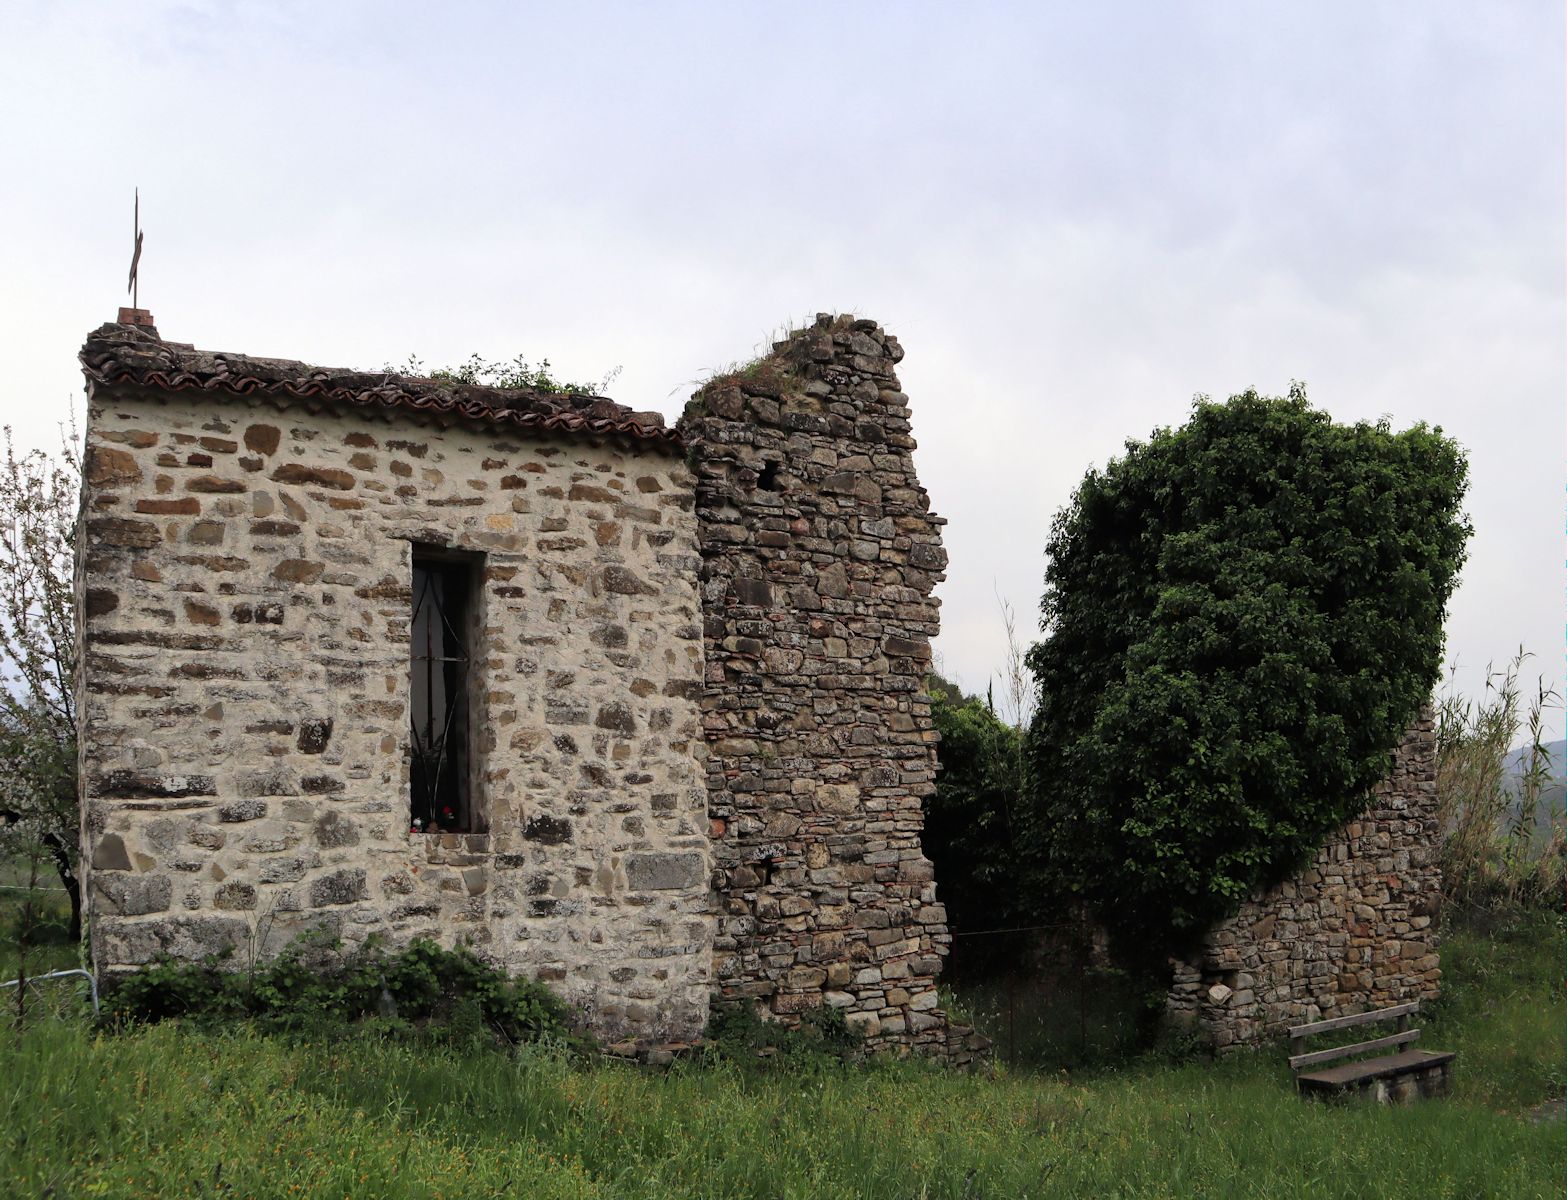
3,2,1562,739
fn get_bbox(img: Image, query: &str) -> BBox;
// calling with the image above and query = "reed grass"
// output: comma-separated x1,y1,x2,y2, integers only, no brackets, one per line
1436,650,1565,908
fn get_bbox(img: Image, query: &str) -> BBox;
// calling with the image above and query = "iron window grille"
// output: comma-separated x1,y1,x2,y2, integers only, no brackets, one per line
409,549,482,833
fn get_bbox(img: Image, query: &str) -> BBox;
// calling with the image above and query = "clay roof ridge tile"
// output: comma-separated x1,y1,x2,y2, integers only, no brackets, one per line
79,330,682,449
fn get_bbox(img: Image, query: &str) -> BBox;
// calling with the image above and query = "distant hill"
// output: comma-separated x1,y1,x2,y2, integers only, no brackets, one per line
1503,738,1565,844
1504,739,1566,780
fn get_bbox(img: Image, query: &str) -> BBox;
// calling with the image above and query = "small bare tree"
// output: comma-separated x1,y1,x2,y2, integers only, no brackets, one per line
992,589,1036,854
993,588,1037,733
0,423,81,940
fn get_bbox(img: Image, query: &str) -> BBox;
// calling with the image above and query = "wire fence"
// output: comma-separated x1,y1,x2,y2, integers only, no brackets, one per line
2,968,99,1018
0,871,90,1027
942,919,1154,1069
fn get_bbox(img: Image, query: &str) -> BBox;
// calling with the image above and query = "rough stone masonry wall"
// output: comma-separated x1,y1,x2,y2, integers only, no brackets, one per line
1167,712,1441,1049
77,382,712,1041
682,315,972,1060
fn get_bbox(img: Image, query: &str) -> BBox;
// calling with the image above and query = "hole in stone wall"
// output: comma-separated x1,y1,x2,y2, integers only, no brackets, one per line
756,460,781,491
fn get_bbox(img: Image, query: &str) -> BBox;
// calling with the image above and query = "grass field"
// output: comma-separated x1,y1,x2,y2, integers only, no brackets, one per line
1,900,1560,1199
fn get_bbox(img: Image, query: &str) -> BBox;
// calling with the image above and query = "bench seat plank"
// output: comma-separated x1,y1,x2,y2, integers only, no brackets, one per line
1296,1048,1456,1091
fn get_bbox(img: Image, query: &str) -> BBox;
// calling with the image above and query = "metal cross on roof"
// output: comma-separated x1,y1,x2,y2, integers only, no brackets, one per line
127,188,144,311
118,189,155,327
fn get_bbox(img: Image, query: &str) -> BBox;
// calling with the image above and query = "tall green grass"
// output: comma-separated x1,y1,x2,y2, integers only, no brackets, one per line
1426,906,1565,1114
1,1021,1557,1199
1,904,1561,1200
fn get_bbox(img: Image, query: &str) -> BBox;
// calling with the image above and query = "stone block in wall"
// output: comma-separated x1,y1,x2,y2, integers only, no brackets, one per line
92,873,173,916
627,852,706,892
98,915,250,966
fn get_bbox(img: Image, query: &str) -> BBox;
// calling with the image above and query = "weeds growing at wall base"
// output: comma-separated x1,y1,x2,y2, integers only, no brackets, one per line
99,933,580,1052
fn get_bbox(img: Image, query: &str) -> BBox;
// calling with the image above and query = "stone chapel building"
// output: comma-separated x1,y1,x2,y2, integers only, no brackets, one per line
75,312,973,1058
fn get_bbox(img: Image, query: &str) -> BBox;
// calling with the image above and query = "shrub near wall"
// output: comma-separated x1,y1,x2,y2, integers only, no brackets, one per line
105,936,577,1049
922,683,1025,933
1025,386,1470,954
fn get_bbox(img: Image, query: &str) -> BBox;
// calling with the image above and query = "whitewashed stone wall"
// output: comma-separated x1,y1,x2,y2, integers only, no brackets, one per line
77,385,712,1040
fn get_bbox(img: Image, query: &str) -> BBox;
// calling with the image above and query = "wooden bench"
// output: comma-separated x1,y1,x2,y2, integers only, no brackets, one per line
1289,1002,1455,1103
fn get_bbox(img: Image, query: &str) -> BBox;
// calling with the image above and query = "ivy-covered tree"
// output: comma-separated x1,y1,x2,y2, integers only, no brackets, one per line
1025,385,1470,952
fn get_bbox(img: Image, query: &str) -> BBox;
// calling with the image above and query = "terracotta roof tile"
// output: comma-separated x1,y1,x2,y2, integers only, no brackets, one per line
79,323,682,451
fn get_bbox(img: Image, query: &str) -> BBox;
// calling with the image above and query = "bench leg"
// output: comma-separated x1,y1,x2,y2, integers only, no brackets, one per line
1419,1061,1453,1100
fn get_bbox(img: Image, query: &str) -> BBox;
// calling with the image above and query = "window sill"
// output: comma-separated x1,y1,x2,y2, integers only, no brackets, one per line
409,830,491,864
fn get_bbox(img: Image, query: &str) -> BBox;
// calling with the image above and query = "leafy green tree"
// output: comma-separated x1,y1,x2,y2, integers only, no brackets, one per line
924,675,1026,931
1025,386,1470,952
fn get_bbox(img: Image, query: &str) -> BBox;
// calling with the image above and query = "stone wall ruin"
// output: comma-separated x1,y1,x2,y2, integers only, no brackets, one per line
1166,712,1442,1049
76,322,712,1041
74,313,1441,1062
680,316,966,1058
